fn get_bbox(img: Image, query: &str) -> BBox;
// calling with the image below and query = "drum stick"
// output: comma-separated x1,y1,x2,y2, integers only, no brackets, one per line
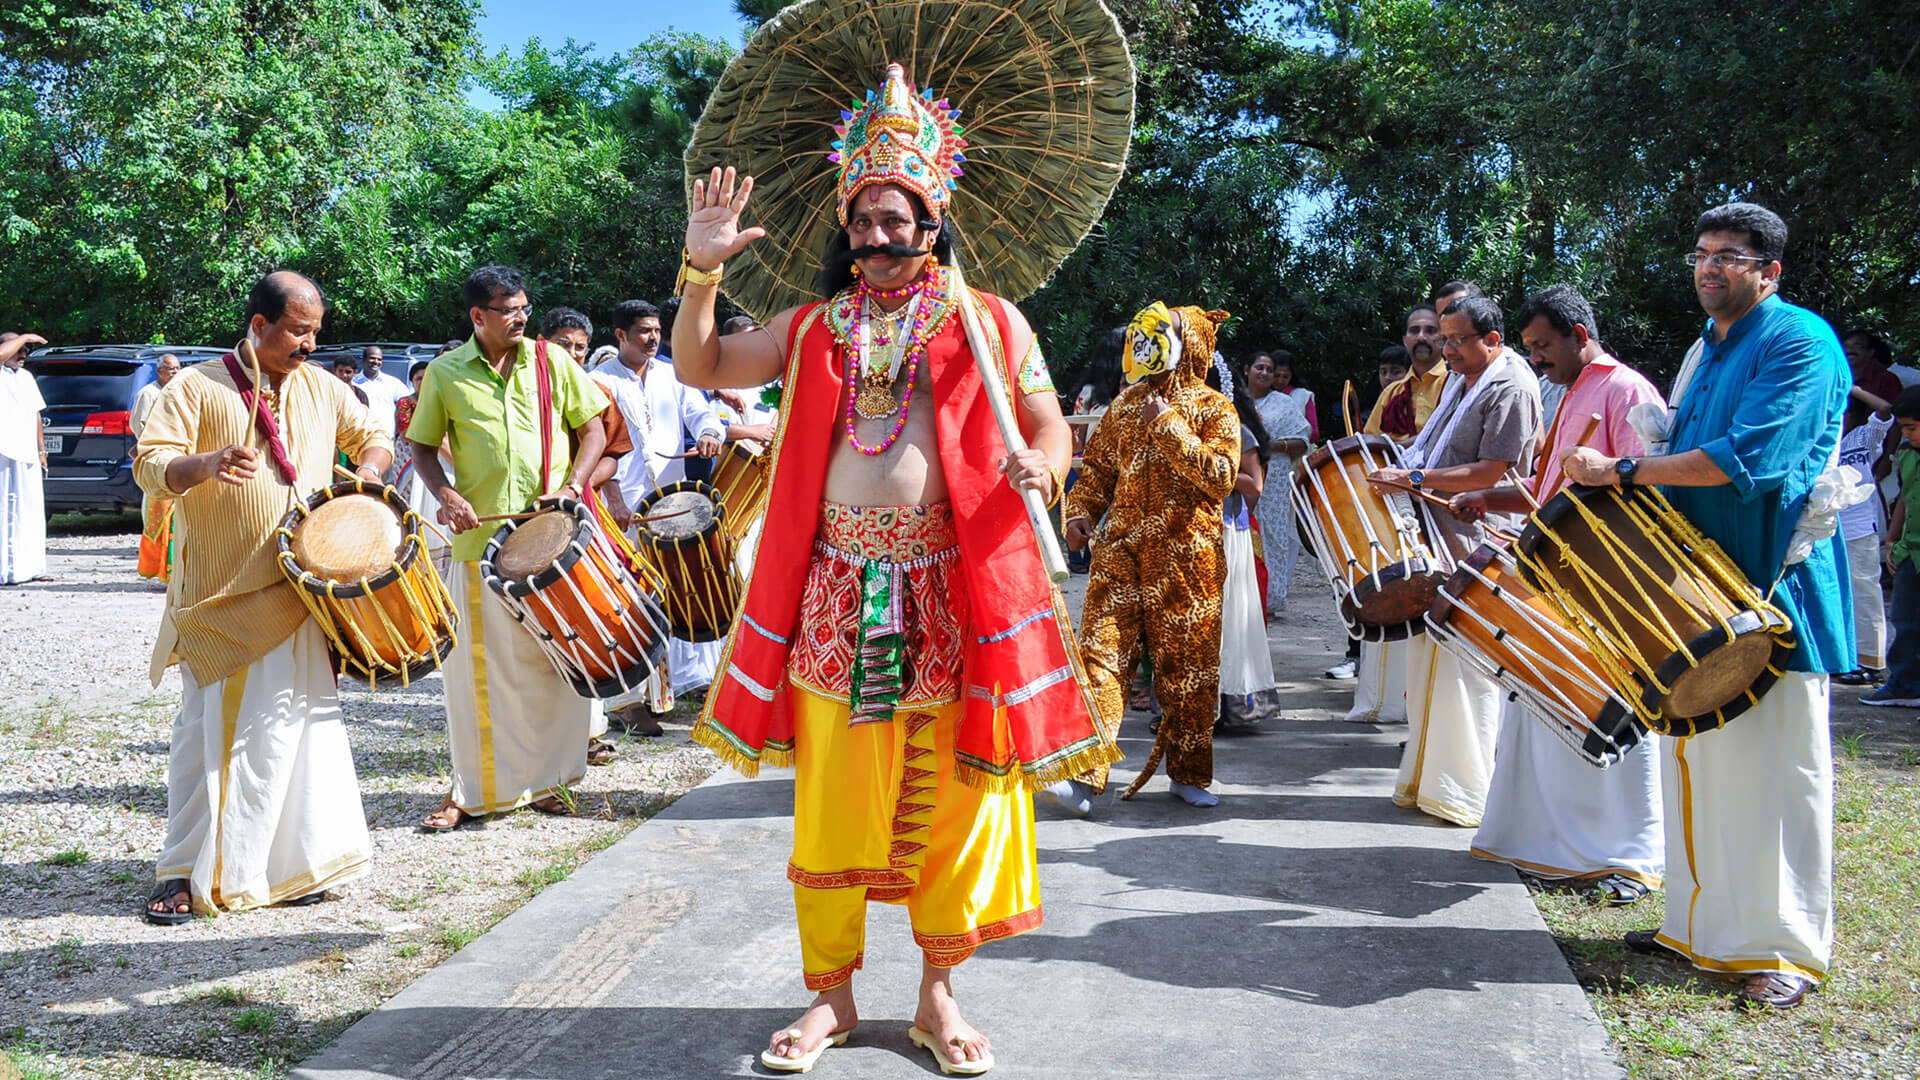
1342,380,1358,438
473,505,695,525
237,338,263,451
1376,478,1520,544
1574,412,1603,448
947,260,1070,583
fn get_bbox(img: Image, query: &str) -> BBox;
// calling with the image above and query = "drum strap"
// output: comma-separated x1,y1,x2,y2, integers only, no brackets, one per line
534,336,556,494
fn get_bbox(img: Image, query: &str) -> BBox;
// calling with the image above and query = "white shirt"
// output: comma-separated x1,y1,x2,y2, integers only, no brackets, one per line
711,384,779,429
0,365,47,464
592,354,724,503
1839,412,1894,541
130,381,162,438
352,370,412,436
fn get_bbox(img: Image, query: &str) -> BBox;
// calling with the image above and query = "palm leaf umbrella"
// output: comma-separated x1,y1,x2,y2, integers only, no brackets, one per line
685,0,1135,321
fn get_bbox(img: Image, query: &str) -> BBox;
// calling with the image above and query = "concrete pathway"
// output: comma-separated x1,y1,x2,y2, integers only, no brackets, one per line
294,586,1622,1079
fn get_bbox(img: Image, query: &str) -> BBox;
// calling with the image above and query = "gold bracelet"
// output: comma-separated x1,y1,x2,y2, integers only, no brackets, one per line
1046,462,1067,508
675,248,723,295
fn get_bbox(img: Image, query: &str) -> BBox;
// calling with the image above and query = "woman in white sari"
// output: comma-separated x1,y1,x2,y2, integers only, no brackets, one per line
1246,353,1313,614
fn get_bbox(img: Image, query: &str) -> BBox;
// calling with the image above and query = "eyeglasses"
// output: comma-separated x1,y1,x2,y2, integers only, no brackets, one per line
1439,333,1488,349
485,303,534,318
1684,251,1769,270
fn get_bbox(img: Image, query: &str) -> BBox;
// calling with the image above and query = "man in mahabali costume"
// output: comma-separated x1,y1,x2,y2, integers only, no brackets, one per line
672,63,1116,1075
1059,303,1241,811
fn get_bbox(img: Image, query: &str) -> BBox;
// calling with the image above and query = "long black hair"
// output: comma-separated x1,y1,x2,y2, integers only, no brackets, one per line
818,194,962,297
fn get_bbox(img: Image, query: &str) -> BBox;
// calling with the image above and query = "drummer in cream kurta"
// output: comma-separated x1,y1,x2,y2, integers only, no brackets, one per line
133,272,392,921
1368,296,1540,827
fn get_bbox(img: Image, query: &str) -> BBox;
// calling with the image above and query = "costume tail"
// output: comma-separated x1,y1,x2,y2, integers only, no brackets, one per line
1120,730,1167,800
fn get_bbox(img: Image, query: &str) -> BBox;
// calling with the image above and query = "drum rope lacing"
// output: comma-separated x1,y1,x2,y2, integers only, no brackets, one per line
1517,485,1789,726
1291,435,1444,617
1428,560,1632,765
273,479,460,688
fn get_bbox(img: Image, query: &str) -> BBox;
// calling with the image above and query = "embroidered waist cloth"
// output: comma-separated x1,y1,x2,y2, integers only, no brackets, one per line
788,502,967,719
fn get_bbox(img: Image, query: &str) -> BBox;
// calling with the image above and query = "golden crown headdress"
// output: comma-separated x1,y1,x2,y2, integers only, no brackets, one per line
829,63,968,227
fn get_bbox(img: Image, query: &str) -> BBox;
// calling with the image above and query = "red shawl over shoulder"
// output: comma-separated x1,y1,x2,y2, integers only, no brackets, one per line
693,282,1117,793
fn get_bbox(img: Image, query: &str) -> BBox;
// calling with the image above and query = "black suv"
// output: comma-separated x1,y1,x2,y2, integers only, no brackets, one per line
28,345,227,513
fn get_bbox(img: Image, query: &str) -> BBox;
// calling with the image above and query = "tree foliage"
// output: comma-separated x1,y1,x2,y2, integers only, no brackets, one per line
1,0,1915,402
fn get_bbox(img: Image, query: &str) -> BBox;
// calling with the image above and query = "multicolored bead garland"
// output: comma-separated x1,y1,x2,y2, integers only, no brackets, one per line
844,266,947,455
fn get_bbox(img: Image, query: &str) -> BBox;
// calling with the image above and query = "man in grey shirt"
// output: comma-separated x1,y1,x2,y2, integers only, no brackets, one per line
1367,295,1542,827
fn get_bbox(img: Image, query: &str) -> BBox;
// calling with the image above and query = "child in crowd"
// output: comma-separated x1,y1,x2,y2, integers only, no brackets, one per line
1860,386,1920,709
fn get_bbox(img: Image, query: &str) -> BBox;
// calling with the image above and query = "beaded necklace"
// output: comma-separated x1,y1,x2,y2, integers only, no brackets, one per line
844,265,945,456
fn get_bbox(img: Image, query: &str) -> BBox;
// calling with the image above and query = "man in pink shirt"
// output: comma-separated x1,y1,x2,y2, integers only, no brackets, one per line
1449,285,1669,905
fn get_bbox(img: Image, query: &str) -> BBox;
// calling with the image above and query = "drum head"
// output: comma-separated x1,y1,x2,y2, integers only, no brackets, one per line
640,490,717,540
291,494,403,581
494,511,575,580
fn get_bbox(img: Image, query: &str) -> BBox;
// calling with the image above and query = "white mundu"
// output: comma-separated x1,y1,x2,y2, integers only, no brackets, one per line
1650,672,1833,980
1344,639,1406,723
1394,634,1501,827
1471,697,1664,885
0,364,47,584
1219,520,1277,700
157,622,370,911
443,561,598,815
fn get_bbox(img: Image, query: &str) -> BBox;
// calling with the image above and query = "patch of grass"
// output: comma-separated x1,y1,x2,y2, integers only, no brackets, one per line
193,984,248,1006
395,942,422,958
112,955,131,969
107,870,136,885
1540,759,1920,1078
230,1006,278,1034
513,861,572,897
434,922,482,951
1836,730,1869,760
43,846,90,867
4,1042,61,1080
53,934,90,973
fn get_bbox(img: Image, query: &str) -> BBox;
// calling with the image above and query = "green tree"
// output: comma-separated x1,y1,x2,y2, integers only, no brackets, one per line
0,0,481,342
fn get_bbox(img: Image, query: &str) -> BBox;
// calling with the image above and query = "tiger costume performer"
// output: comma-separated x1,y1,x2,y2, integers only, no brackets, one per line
1064,303,1240,803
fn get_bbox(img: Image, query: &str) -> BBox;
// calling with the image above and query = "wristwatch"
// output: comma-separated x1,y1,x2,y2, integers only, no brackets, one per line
1614,457,1638,485
1408,468,1425,489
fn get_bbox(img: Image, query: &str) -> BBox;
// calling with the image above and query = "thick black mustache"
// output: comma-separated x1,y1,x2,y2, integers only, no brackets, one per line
845,242,932,262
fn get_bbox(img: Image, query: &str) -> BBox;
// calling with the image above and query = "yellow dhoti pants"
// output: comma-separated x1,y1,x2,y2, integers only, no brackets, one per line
789,687,1040,991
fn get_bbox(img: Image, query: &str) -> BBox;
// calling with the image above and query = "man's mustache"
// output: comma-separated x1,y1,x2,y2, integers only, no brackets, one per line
845,242,931,262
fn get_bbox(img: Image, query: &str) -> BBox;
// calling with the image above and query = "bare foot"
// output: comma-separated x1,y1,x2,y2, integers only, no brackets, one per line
766,982,857,1064
915,964,991,1068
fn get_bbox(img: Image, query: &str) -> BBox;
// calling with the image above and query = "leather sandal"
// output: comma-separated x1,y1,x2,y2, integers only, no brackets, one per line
419,799,471,833
143,879,193,926
1589,873,1649,906
1736,972,1813,1010
1623,929,1664,955
587,736,618,765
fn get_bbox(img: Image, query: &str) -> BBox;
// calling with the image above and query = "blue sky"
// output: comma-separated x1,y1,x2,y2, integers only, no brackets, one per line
475,0,752,58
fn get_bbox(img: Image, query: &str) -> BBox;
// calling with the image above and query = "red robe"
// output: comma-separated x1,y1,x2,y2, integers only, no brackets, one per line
693,279,1116,792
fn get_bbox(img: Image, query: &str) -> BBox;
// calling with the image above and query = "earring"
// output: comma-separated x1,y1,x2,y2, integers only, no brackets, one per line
850,263,862,277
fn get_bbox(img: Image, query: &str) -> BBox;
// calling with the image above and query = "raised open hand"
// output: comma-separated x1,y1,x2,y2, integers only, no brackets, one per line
686,166,768,272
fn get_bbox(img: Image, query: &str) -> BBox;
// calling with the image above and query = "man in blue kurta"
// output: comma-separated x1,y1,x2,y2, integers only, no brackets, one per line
1564,202,1851,1010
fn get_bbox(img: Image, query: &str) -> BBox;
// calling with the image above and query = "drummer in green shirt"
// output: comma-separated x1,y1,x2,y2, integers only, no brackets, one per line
405,264,611,832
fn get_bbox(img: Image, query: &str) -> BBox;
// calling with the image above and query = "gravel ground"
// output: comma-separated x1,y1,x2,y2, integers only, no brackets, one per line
1,519,719,1079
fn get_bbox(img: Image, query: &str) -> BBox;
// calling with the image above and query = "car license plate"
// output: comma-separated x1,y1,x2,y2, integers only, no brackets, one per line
42,432,61,455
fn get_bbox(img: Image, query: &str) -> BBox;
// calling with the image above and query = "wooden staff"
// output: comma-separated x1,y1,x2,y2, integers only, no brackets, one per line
947,259,1070,583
